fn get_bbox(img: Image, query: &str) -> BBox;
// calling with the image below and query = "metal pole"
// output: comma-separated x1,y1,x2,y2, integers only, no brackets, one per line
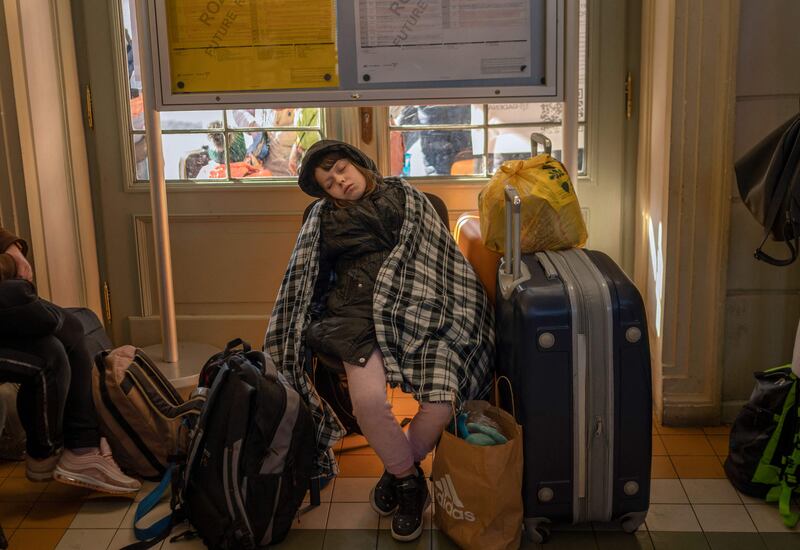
562,0,580,180
134,0,178,362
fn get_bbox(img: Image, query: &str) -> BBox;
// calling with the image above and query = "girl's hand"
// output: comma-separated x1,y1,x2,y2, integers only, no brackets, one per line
4,244,33,282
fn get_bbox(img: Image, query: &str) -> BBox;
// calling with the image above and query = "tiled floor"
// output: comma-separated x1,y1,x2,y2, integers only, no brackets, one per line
1,389,798,549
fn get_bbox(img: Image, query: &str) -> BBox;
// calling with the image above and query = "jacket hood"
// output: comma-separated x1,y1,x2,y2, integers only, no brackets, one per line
297,140,380,198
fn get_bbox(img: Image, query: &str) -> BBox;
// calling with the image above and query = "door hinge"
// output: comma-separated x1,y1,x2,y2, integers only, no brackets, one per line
85,85,94,130
625,73,633,121
102,281,112,326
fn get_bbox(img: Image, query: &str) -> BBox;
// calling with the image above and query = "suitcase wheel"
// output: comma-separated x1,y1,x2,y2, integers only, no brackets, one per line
620,511,647,533
523,518,551,544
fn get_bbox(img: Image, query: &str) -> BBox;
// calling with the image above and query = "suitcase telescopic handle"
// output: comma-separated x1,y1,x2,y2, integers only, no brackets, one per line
498,186,532,299
504,185,522,280
531,132,552,156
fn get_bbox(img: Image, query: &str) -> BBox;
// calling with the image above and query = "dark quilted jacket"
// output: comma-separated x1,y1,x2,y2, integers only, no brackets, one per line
305,182,405,366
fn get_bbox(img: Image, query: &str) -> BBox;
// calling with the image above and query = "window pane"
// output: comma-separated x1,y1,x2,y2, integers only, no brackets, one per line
160,111,224,130
130,96,144,131
487,125,586,175
389,130,482,177
389,105,480,127
162,134,225,180
133,134,148,180
120,0,144,130
487,103,566,124
225,108,318,129
579,0,587,122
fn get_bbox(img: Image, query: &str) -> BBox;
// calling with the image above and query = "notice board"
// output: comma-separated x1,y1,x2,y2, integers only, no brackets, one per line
148,0,563,109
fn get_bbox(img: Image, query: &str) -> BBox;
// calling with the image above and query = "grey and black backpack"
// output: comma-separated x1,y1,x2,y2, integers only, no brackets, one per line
127,339,319,549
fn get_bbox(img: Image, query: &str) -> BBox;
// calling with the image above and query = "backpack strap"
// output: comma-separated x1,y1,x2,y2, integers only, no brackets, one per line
123,465,183,549
765,440,800,527
755,235,798,267
765,383,800,528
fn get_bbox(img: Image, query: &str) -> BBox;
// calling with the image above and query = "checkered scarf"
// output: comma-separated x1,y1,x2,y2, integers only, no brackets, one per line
264,178,495,477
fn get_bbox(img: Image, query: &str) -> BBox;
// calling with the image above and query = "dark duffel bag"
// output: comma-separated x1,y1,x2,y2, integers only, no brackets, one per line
67,307,112,359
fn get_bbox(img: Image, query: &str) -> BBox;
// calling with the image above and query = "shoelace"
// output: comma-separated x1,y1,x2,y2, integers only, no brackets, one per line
396,479,421,516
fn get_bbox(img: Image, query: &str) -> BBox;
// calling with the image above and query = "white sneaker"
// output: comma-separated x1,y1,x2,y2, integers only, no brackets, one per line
53,438,141,495
26,452,61,482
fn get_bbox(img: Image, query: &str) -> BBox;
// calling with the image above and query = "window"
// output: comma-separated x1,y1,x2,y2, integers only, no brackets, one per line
120,1,324,184
386,1,587,179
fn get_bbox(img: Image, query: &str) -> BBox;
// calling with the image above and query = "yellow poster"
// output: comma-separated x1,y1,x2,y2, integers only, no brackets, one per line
165,0,339,93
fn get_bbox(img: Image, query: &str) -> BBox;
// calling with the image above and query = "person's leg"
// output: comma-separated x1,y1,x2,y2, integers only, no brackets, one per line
406,402,453,464
343,349,415,477
343,349,429,542
42,303,99,450
37,304,139,494
0,383,25,461
0,337,70,479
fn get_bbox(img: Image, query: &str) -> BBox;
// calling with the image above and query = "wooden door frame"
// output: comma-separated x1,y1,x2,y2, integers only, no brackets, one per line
2,0,101,314
635,0,739,425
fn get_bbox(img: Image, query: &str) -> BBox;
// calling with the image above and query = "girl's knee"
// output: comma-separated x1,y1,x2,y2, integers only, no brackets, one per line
415,402,453,429
349,391,391,420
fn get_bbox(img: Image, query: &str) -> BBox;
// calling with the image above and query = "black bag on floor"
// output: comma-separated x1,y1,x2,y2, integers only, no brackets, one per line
127,339,319,549
724,364,799,528
67,307,112,360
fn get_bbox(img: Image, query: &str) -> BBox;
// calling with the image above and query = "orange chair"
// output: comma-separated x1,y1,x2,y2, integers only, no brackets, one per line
453,212,502,304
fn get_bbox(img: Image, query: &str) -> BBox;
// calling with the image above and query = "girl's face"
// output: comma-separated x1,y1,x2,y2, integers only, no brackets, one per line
314,158,367,201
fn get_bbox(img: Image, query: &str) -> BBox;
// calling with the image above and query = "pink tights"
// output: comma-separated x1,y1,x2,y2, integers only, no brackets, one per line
343,348,452,476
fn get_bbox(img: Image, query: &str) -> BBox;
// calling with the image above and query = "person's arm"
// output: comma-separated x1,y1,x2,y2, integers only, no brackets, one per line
0,227,32,282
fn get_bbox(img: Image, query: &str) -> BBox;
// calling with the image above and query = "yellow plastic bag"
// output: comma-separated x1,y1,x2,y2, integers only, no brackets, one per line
478,155,588,253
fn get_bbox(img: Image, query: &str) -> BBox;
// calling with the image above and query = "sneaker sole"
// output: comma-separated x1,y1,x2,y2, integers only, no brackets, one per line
25,470,54,482
369,486,398,517
53,467,139,495
390,495,431,542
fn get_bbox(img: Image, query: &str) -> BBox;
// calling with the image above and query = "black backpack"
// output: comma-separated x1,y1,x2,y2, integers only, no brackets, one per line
724,364,799,528
127,339,319,549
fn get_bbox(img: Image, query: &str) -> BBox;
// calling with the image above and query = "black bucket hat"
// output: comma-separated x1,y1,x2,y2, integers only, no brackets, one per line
297,140,380,198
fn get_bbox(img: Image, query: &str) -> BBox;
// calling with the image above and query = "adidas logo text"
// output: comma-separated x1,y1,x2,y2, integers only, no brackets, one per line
434,474,476,522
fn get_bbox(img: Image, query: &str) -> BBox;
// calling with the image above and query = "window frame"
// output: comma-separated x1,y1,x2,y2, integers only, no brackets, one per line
112,0,337,192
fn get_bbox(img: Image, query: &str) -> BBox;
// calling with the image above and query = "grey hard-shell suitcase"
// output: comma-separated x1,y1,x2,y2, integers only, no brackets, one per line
494,183,652,543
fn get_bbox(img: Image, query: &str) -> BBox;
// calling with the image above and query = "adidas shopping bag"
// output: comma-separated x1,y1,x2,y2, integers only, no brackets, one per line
432,400,523,550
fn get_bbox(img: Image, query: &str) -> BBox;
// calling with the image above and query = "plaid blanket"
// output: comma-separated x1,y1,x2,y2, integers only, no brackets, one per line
264,178,495,477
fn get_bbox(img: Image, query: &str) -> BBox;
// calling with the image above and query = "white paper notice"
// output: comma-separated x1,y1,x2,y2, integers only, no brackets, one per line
355,0,532,84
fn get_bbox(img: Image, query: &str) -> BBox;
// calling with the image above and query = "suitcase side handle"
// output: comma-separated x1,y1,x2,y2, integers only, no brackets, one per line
498,185,532,299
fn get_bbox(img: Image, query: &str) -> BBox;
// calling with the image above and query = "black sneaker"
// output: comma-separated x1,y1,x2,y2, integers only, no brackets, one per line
370,470,398,516
391,467,430,542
